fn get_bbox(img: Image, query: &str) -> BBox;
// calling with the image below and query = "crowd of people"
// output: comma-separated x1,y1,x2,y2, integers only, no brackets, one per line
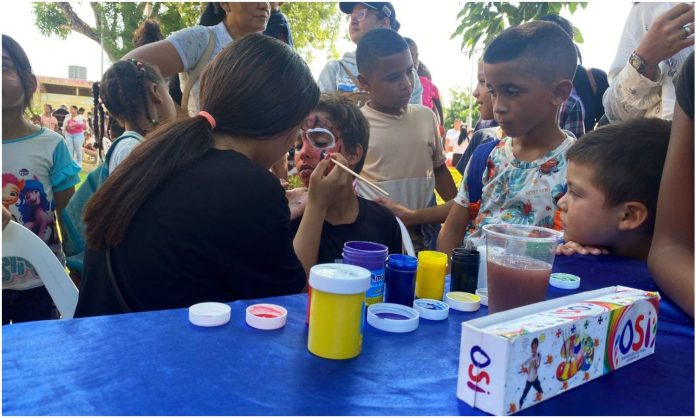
2,2,694,323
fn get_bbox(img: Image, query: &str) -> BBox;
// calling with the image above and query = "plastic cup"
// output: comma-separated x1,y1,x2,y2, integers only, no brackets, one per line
482,224,563,313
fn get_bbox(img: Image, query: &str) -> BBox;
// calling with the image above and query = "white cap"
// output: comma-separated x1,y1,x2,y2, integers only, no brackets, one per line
550,273,581,289
445,292,481,312
367,303,419,333
189,302,231,327
413,299,450,320
309,263,371,295
475,288,488,306
245,304,288,330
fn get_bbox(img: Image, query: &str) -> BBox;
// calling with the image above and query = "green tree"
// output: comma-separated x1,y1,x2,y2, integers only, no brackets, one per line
451,2,588,55
444,87,479,130
283,2,343,62
32,2,342,64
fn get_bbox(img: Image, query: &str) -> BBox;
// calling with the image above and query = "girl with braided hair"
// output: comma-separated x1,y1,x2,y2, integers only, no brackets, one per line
93,59,176,174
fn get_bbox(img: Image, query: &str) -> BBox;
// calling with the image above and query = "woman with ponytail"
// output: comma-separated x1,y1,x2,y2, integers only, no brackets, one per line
75,34,339,317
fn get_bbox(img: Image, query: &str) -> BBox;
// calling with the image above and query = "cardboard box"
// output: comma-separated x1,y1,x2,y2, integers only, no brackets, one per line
457,286,660,415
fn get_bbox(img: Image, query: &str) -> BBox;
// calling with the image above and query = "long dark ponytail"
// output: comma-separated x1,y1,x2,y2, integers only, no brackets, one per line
85,34,320,250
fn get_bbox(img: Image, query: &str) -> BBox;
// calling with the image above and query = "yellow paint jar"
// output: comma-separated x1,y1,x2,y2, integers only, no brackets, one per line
415,251,448,300
307,263,371,360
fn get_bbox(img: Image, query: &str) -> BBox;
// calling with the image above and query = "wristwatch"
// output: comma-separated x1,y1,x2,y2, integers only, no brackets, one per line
629,51,647,74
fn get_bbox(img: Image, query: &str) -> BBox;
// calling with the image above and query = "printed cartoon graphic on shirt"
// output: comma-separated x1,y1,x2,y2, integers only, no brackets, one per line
2,173,25,209
17,177,55,240
2,171,61,289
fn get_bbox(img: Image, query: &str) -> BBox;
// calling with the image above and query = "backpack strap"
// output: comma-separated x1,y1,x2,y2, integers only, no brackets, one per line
106,248,131,313
181,28,216,112
104,133,142,166
466,138,500,203
338,60,362,89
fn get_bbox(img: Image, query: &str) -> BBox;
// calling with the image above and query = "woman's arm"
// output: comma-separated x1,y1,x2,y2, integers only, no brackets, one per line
648,101,694,318
122,39,185,79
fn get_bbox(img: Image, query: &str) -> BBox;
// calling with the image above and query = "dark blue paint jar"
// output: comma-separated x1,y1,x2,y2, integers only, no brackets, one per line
384,254,418,306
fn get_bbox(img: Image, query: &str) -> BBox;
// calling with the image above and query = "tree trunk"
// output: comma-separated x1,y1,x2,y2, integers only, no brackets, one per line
57,2,116,62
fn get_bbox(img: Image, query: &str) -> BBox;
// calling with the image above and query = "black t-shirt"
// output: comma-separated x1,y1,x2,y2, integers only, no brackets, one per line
291,197,403,264
675,51,694,120
573,65,609,132
75,149,306,317
52,108,69,130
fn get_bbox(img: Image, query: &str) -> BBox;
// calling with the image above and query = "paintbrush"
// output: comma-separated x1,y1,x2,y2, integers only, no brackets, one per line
330,158,390,198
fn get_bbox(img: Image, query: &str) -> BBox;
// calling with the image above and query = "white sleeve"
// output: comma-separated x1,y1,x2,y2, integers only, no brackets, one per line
108,138,141,175
410,74,423,105
602,64,663,122
167,25,213,72
603,3,662,122
317,60,340,92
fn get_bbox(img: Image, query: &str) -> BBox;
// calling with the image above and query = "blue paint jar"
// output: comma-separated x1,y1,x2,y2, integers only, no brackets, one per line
384,254,418,306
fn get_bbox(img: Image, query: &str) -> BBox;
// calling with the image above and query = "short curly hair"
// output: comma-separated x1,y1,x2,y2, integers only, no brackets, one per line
315,93,370,174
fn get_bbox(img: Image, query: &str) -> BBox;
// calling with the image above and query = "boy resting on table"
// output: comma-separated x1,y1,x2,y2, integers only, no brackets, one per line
557,118,670,260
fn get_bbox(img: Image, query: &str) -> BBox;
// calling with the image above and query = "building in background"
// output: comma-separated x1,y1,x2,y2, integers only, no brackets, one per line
35,75,95,111
68,65,88,80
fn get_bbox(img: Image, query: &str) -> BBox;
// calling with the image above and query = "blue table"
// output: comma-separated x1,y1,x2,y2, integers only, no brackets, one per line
3,255,693,415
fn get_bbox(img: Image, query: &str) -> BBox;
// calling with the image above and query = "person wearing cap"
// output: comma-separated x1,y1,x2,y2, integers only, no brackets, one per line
317,2,423,105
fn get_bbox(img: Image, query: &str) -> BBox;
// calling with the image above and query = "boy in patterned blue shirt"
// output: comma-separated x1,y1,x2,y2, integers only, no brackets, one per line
438,21,578,256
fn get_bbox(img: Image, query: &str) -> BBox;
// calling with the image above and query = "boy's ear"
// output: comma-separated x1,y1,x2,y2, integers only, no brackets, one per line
617,201,649,232
345,143,364,167
551,79,573,106
357,74,369,92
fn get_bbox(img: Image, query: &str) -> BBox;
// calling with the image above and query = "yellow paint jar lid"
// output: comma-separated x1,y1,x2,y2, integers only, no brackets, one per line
445,291,481,312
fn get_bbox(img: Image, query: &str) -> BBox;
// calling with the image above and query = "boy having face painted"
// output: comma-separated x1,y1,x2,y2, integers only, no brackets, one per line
292,93,402,263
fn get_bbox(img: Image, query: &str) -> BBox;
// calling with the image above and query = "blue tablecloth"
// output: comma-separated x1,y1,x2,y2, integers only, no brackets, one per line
3,254,693,415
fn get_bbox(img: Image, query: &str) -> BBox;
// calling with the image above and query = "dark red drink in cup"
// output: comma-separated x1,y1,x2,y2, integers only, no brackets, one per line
482,224,562,313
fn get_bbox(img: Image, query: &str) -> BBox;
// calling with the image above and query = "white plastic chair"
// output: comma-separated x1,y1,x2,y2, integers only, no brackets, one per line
394,217,416,257
2,221,78,319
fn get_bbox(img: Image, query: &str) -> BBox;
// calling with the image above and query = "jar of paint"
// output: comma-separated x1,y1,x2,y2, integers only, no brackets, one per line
342,241,388,306
307,263,371,360
414,251,448,300
384,254,418,306
450,247,480,294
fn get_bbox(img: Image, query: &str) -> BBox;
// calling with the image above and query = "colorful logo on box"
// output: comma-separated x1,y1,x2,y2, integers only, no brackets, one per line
606,300,658,371
555,332,595,381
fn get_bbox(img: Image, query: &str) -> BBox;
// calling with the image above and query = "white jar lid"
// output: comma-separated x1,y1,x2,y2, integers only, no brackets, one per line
475,288,488,306
189,302,231,327
413,299,450,320
245,304,288,330
550,273,581,289
445,292,481,312
309,263,371,295
367,303,419,333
